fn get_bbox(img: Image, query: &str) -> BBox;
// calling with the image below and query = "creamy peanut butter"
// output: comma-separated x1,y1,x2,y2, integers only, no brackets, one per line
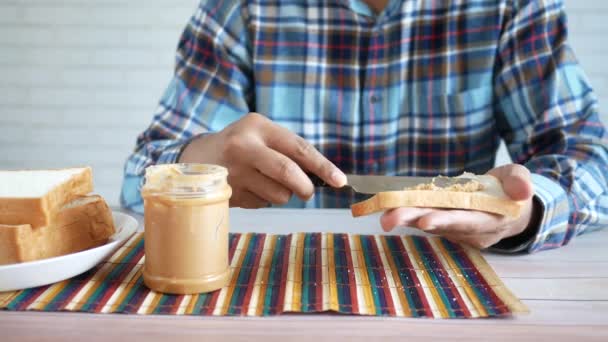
405,173,485,192
141,164,232,294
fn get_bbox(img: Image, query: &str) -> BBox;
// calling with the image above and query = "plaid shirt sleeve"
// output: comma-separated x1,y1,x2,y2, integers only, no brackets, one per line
493,0,608,252
120,2,252,213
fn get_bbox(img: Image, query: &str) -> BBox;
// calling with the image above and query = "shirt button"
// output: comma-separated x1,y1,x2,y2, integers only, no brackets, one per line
370,95,381,103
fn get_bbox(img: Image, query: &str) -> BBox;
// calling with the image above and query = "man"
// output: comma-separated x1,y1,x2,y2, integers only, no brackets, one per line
122,0,607,253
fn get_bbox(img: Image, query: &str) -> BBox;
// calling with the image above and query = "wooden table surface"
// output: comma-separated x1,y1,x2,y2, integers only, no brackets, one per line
2,208,607,341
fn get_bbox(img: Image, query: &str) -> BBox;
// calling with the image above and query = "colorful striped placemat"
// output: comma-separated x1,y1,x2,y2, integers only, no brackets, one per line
0,232,527,318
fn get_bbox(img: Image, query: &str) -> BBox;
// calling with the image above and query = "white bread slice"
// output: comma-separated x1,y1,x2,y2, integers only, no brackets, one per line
351,174,524,218
0,195,115,265
0,167,93,228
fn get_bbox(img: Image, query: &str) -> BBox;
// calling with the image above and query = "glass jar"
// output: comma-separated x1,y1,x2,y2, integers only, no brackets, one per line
141,163,232,294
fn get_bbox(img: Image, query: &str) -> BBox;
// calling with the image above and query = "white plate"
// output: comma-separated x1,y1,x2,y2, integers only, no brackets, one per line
0,211,138,292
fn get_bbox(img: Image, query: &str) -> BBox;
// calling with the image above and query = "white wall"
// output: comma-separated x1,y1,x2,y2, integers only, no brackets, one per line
0,0,197,205
0,0,607,206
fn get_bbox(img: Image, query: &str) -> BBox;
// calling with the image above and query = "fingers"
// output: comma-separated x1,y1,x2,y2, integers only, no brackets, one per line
244,169,293,205
264,123,346,188
381,208,503,234
230,190,268,209
380,207,439,232
416,210,505,235
217,113,345,203
435,232,502,250
249,146,315,200
487,164,533,201
409,209,510,249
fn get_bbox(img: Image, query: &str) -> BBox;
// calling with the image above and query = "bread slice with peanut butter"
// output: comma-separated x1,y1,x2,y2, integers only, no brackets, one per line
350,173,523,218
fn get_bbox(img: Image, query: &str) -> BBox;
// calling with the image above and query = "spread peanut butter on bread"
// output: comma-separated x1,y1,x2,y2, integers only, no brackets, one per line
351,172,523,218
404,175,485,192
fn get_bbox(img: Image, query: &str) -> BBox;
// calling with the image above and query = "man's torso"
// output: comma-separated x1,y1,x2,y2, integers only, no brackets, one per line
207,0,509,207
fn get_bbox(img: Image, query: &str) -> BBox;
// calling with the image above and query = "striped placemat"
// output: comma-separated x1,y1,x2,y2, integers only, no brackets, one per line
0,232,527,318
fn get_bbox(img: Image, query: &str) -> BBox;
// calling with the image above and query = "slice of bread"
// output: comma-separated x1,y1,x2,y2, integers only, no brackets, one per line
0,195,115,265
0,167,93,228
350,174,524,218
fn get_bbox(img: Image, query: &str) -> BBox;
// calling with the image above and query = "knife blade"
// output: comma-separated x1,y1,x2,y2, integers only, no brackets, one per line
308,173,474,194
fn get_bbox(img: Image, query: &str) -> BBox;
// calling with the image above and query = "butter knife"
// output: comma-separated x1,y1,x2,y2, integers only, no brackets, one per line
308,173,474,194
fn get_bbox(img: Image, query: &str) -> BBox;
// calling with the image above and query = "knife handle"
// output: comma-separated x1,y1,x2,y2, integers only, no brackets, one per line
307,173,329,187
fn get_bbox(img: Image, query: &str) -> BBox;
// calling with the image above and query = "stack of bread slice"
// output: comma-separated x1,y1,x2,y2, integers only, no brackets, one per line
0,167,115,265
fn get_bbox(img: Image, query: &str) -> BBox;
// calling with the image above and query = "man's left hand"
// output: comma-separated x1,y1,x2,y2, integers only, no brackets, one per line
380,164,536,249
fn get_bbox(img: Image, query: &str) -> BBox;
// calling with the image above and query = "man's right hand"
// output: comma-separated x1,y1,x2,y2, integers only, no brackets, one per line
179,113,347,208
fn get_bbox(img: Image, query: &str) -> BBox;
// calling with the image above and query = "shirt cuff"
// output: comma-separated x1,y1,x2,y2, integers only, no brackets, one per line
490,173,571,253
526,173,571,252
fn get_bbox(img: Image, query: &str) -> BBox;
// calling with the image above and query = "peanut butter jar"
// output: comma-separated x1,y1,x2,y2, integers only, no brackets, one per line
141,163,232,294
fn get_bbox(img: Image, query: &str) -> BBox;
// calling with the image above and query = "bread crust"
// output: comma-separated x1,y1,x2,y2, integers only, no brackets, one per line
0,167,93,228
0,195,115,265
350,176,524,218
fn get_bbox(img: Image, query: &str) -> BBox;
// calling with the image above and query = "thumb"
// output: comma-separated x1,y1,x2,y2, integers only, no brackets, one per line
487,164,534,201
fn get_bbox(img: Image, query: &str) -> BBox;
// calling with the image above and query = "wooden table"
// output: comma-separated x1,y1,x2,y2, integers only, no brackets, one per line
2,208,607,341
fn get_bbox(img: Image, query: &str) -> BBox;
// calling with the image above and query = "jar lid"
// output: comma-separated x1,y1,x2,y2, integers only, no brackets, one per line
142,163,228,195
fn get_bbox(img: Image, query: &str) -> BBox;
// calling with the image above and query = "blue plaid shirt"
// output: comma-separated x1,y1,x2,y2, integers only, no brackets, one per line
122,0,607,252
